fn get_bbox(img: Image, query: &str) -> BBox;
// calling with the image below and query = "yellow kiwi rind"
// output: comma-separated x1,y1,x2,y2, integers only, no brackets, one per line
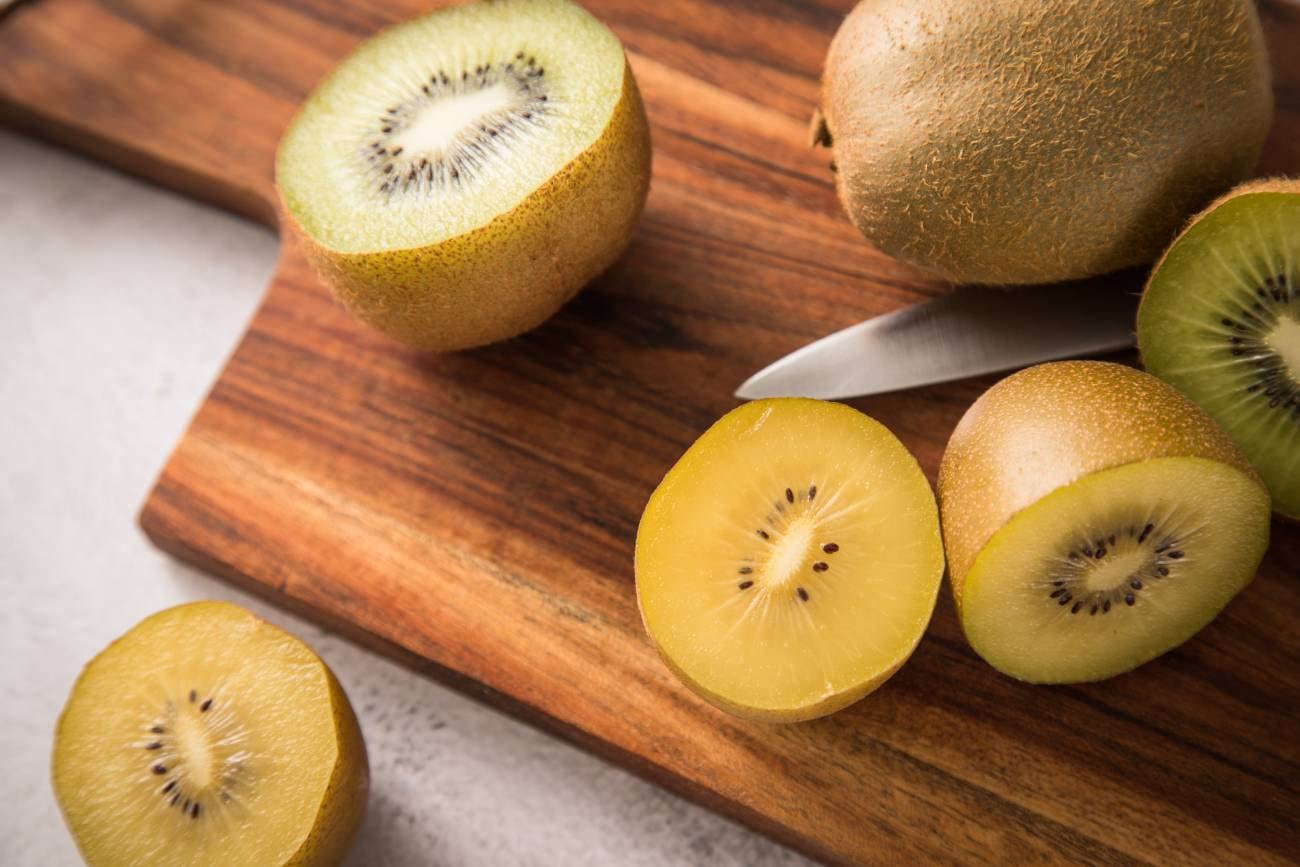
815,0,1272,285
52,602,368,867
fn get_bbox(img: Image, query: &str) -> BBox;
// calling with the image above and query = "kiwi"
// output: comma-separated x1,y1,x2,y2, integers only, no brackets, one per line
1138,178,1300,519
635,399,944,722
52,602,367,866
813,0,1273,285
939,362,1271,684
275,0,651,351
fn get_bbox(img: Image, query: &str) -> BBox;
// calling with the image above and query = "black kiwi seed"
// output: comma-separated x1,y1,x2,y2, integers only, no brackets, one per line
145,742,162,750
150,725,164,734
200,698,213,712
797,587,810,602
808,485,817,500
812,562,829,572
738,580,754,590
191,803,201,819
162,780,176,794
738,566,752,575
822,543,839,553
1125,594,1136,606
785,488,794,504
757,529,770,540
152,765,167,775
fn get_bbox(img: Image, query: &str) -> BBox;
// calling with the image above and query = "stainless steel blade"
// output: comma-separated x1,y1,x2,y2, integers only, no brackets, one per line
736,277,1140,400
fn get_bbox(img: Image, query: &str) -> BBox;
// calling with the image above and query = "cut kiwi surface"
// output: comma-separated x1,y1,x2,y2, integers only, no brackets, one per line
636,399,944,722
276,0,651,350
940,362,1271,684
52,602,367,866
1138,178,1300,518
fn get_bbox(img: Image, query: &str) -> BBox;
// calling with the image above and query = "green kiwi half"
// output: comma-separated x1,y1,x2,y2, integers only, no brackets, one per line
1138,178,1300,518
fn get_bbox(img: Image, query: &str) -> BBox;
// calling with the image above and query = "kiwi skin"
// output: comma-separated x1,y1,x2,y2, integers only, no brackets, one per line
938,362,1265,614
815,0,1272,285
289,664,368,867
279,61,651,352
1138,177,1300,519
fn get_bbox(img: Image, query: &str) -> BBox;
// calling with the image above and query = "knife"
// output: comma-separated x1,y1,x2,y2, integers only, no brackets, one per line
735,275,1140,400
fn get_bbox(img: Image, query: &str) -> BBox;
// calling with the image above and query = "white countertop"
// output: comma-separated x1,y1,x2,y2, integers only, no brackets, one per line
0,129,808,867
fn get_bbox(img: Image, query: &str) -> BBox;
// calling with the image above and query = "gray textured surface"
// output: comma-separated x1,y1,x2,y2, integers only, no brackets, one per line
0,129,809,867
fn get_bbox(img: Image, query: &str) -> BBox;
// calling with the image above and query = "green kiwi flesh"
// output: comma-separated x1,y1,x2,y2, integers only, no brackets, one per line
1138,180,1300,518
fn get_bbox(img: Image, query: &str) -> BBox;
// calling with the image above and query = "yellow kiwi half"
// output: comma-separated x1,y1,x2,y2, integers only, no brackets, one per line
814,0,1272,284
636,399,944,722
52,602,368,866
276,0,651,351
939,362,1271,683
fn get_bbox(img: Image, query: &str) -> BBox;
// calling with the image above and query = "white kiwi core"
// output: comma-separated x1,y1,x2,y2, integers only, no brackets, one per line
1265,315,1300,380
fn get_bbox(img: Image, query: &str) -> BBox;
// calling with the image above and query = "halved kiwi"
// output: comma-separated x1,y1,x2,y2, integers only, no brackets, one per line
1138,178,1300,518
939,362,1271,684
276,0,651,351
635,399,944,722
52,602,367,866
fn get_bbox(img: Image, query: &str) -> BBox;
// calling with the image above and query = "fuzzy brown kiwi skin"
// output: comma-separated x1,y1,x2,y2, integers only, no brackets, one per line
938,362,1266,613
279,60,651,352
815,0,1272,286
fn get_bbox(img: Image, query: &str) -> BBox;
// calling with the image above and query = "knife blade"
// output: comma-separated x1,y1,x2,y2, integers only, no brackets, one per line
736,275,1140,400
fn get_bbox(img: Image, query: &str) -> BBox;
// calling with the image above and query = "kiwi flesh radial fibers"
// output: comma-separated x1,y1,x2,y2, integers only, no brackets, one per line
635,399,944,722
275,0,651,351
1138,178,1300,518
939,362,1271,684
52,602,368,867
813,0,1271,285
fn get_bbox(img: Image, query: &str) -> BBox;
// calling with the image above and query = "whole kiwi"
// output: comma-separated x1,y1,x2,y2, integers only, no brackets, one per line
814,0,1273,285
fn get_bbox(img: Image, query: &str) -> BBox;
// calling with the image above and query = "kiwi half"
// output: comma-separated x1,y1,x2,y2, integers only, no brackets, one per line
276,0,651,351
1138,178,1300,518
939,362,1271,683
52,602,367,866
636,399,944,722
814,0,1272,284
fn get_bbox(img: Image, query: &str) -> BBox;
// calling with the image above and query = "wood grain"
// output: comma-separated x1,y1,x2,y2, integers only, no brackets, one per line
3,1,1298,863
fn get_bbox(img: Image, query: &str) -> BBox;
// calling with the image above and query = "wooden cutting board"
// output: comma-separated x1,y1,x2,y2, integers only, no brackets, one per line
4,1,1298,863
